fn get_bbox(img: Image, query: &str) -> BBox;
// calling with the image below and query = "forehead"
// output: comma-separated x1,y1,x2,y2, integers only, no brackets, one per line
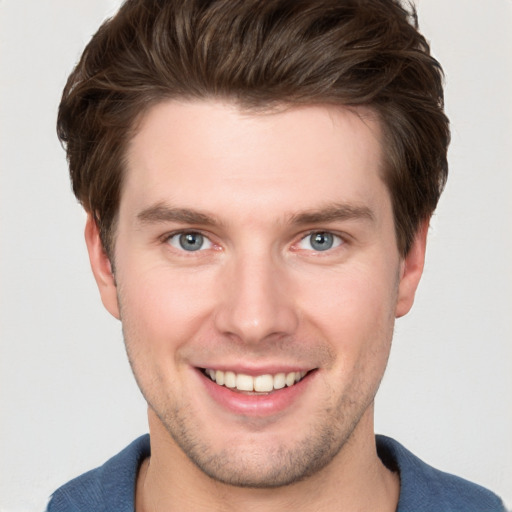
122,100,386,222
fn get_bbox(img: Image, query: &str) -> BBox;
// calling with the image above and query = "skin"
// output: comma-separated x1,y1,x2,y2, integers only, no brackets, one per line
85,100,427,511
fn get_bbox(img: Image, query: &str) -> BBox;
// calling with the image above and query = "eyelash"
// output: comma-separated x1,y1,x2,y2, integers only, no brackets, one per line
164,231,214,252
162,229,346,255
294,231,345,253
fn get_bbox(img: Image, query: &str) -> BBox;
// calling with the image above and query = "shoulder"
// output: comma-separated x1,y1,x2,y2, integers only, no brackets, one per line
46,434,150,512
376,435,506,512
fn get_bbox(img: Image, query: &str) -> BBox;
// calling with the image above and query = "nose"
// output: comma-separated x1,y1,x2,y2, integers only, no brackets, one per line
213,251,299,345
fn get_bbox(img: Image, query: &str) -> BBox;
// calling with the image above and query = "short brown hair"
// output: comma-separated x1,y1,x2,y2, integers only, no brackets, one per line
58,0,449,257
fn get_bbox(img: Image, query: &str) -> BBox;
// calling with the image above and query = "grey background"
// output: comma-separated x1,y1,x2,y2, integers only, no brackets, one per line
1,0,511,510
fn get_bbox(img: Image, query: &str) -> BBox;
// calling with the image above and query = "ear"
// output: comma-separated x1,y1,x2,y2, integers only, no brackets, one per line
84,214,121,320
395,219,429,318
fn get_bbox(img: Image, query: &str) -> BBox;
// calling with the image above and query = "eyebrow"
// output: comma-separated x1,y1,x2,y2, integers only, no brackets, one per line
137,203,221,226
288,203,375,225
136,201,375,228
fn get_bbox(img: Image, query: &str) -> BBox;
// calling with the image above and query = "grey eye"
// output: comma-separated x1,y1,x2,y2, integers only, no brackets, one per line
179,233,204,251
168,232,212,252
309,232,334,251
297,231,343,252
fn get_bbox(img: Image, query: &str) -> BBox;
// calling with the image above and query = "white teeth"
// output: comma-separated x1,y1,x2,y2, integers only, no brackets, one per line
273,373,286,390
254,374,273,392
236,374,254,391
224,371,236,388
215,370,225,386
205,369,308,392
285,372,295,387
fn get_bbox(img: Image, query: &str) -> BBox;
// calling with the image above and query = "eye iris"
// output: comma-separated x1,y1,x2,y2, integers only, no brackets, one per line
310,232,333,251
179,233,203,251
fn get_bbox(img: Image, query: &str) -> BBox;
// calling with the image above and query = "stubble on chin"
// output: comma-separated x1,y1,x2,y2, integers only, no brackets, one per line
150,380,376,489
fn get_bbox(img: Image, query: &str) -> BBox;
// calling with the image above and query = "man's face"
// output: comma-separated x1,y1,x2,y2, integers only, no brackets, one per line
88,100,424,487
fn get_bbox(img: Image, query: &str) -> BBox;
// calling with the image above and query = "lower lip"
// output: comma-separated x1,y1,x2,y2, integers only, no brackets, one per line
197,369,315,416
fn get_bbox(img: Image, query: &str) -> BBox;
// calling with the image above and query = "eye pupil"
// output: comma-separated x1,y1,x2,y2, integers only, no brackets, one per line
179,233,203,251
310,232,334,251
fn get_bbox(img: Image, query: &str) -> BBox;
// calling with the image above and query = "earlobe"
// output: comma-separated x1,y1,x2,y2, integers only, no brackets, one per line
395,219,429,318
84,214,121,320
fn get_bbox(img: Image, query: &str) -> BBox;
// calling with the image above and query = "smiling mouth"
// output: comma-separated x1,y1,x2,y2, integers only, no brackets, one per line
201,368,311,393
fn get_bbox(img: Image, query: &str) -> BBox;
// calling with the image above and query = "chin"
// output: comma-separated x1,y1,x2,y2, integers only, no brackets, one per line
154,395,366,489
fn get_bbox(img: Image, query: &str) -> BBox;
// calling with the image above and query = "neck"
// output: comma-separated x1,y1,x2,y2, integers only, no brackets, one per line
136,409,399,512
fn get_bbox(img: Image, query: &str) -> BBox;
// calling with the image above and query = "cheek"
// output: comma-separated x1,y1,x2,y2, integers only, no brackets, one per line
117,265,215,357
116,266,219,408
311,267,398,401
299,264,398,354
